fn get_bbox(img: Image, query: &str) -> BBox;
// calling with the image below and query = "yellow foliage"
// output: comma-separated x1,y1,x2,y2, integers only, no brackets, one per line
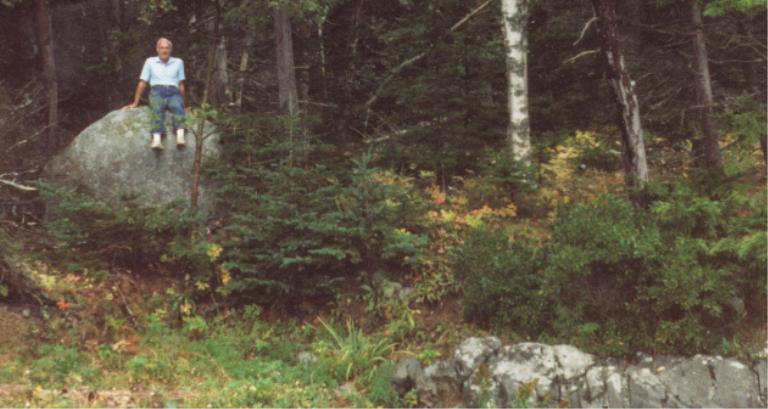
219,266,232,286
495,202,518,218
207,243,223,262
426,185,445,205
439,209,457,223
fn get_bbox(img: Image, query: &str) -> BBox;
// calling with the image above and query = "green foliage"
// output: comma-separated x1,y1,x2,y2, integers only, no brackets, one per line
366,360,401,407
138,0,178,25
717,97,767,147
216,117,428,301
182,315,209,339
567,131,623,172
0,0,22,8
40,184,213,276
477,149,539,198
453,226,545,332
29,345,96,385
315,318,395,383
355,275,418,342
648,176,767,311
455,179,766,354
704,0,766,16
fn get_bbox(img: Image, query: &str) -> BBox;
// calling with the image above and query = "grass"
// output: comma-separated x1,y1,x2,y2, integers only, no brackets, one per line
0,303,417,407
1,139,765,407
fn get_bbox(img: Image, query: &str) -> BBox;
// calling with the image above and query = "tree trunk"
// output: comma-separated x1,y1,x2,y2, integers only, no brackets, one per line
500,0,531,166
337,0,365,135
273,4,305,161
33,0,58,152
591,0,649,187
318,7,329,101
688,0,722,170
191,0,220,210
211,35,231,107
235,30,254,111
274,5,299,117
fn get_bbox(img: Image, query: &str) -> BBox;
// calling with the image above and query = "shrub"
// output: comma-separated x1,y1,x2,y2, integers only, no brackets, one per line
455,179,766,354
315,318,395,383
40,184,213,276
216,122,428,302
568,131,622,172
29,345,96,385
542,195,663,347
453,226,545,333
475,149,538,204
647,177,767,321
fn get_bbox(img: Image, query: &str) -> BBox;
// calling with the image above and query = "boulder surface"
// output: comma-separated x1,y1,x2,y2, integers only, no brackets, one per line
44,107,220,213
393,338,767,408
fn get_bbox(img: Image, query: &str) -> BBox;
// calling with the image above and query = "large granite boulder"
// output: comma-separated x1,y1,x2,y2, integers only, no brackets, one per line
393,338,767,408
44,107,221,213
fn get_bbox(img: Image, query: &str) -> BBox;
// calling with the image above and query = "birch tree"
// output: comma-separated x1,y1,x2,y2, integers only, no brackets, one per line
591,0,649,187
500,0,531,166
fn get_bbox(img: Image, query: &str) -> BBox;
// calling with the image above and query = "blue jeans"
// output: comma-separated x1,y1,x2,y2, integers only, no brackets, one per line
149,85,185,135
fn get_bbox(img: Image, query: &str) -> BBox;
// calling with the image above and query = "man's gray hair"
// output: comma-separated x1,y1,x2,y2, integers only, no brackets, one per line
156,37,173,48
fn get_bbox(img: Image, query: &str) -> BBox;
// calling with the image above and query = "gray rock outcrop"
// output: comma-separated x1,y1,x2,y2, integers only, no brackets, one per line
44,107,220,213
392,338,767,408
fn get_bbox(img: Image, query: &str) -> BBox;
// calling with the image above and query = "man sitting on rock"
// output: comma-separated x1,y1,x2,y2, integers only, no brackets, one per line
123,37,188,150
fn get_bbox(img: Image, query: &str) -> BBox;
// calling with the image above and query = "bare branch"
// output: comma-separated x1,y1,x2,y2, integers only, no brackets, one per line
449,0,493,33
573,16,598,46
363,0,492,111
563,49,600,65
0,178,37,192
708,57,765,65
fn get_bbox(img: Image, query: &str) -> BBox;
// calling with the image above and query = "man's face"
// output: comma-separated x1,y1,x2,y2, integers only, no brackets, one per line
156,40,172,60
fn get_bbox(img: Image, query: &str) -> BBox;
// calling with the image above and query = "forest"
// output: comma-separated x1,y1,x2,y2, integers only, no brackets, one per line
0,0,766,407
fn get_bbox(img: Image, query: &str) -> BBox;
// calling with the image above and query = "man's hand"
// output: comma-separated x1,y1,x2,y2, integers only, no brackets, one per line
124,81,147,110
184,106,192,113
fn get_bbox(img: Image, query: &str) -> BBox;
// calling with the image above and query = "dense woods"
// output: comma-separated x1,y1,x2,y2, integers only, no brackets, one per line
0,0,765,407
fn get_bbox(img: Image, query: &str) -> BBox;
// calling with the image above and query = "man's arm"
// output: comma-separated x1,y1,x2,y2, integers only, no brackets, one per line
179,80,189,110
123,80,147,109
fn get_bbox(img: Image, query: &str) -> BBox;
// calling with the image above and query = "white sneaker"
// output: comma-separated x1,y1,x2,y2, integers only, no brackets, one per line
151,133,163,150
176,129,186,147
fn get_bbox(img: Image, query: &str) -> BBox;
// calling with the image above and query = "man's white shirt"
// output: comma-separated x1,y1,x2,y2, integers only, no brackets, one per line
140,56,185,87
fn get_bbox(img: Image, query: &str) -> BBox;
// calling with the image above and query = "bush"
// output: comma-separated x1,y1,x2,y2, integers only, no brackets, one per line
216,120,428,302
453,226,545,333
40,184,212,275
568,131,622,172
455,179,766,354
476,149,538,201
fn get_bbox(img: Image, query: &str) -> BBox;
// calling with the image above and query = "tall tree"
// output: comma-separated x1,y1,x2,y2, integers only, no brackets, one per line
500,0,531,166
591,0,648,187
235,29,254,111
274,4,299,117
273,2,304,159
211,35,231,107
191,0,221,210
688,0,722,170
33,0,58,152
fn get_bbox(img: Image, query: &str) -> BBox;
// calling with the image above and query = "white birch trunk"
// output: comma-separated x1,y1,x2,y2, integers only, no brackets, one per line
500,0,531,165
